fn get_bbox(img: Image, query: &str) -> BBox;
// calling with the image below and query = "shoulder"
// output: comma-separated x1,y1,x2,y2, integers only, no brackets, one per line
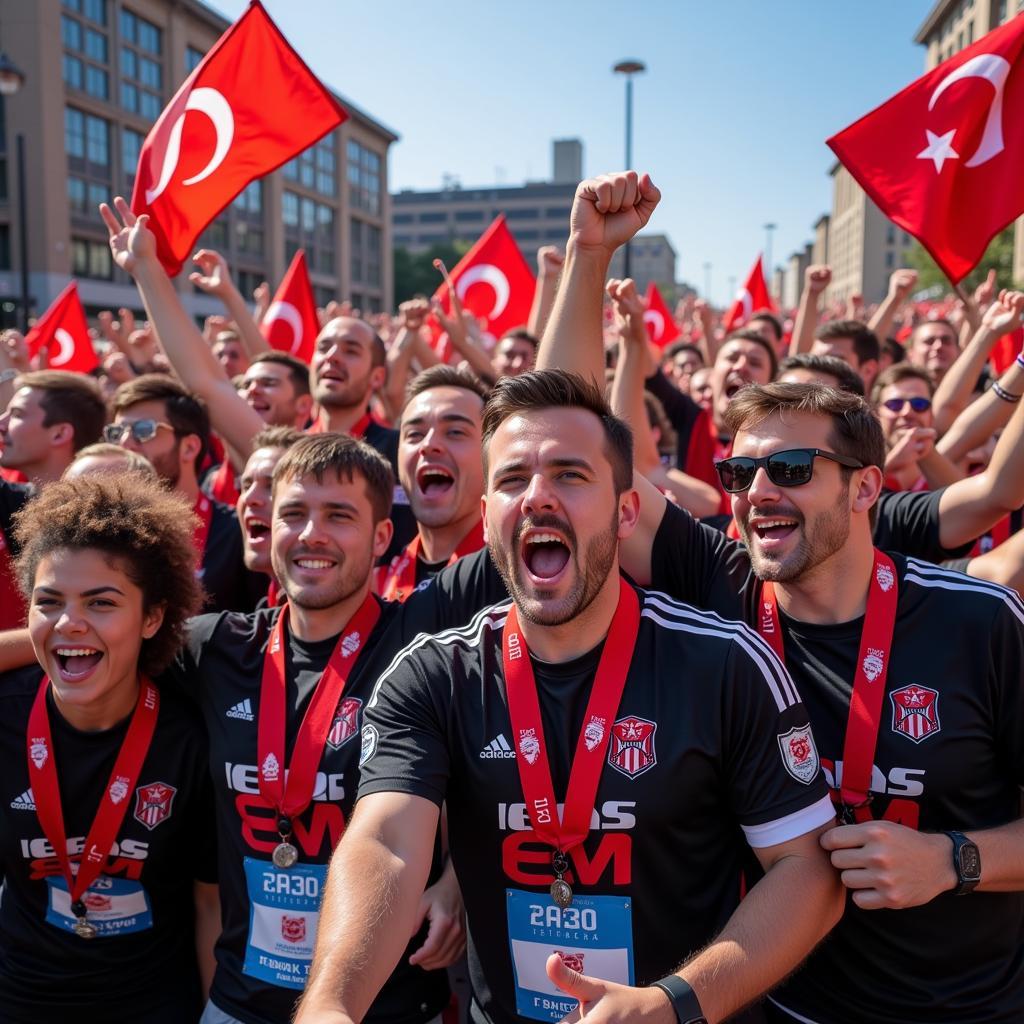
899,555,1024,627
187,606,277,650
0,664,42,703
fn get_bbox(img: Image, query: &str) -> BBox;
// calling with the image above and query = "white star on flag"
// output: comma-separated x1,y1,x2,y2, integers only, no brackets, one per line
917,129,960,173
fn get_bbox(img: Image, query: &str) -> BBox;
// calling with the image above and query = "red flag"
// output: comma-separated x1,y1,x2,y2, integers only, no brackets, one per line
261,249,319,364
433,215,535,349
828,15,1024,283
723,255,775,332
25,282,98,373
991,325,1022,375
643,282,682,349
131,1,346,276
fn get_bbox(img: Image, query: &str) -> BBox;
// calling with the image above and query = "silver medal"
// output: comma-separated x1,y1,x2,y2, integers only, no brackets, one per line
549,878,573,908
74,918,98,939
272,841,298,869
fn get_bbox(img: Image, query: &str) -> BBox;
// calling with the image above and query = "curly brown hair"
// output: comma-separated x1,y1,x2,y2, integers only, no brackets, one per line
12,476,203,676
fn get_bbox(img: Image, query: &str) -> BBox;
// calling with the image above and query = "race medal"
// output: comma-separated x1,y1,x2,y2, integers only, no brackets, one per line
273,841,299,869
73,918,98,939
549,878,573,909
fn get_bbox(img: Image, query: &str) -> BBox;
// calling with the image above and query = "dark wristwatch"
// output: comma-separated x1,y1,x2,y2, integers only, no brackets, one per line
943,830,981,895
651,975,707,1024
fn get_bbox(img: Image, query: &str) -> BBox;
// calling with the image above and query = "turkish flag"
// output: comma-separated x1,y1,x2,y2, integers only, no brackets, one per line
828,15,1024,283
131,1,346,276
432,215,535,354
643,282,682,348
25,282,98,373
723,255,775,333
261,249,319,364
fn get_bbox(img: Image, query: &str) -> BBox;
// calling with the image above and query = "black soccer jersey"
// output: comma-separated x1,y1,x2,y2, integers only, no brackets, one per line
0,668,215,1024
363,419,417,563
651,502,1024,1023
358,586,835,1024
201,500,264,614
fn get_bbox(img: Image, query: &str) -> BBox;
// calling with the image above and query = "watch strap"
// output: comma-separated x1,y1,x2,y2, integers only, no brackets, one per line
943,829,981,895
651,975,707,1024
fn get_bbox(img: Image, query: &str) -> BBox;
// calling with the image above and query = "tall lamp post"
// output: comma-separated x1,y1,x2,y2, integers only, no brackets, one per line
702,261,712,303
0,53,27,331
613,59,645,280
763,222,777,297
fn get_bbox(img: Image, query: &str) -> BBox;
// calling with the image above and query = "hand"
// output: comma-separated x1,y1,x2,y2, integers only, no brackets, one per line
547,954,675,1024
537,245,566,279
0,330,29,372
127,325,160,367
189,248,235,298
398,298,431,333
805,265,832,295
888,268,918,300
253,280,271,324
99,197,159,276
569,172,661,258
980,288,1024,336
102,350,135,384
974,268,997,309
884,426,936,472
605,278,647,346
821,820,957,909
693,298,715,335
407,863,465,970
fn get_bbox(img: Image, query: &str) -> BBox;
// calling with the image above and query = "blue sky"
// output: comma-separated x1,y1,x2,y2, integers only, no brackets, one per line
211,0,934,303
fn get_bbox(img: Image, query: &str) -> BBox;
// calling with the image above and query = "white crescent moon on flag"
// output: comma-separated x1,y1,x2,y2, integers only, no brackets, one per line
50,328,75,367
643,310,665,341
456,264,510,320
928,53,1010,167
735,288,753,324
145,88,235,205
265,301,304,354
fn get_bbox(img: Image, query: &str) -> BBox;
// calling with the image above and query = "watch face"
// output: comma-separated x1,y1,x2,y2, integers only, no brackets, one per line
960,844,981,879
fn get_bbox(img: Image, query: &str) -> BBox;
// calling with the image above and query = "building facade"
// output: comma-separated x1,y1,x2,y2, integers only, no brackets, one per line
608,233,677,293
0,0,397,326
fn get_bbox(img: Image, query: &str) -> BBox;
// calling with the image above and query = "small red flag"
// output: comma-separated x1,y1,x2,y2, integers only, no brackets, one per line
828,15,1024,283
433,215,536,349
131,1,346,276
723,255,775,333
25,282,98,373
991,325,1022,375
643,282,682,348
261,249,319,364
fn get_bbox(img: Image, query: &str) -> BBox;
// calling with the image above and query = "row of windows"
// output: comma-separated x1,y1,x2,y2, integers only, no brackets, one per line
394,205,571,225
284,137,337,198
394,226,565,248
347,140,381,215
62,0,108,26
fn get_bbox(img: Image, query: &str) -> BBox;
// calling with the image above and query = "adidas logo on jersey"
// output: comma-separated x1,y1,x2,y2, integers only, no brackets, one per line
10,788,35,810
226,699,254,721
479,734,516,759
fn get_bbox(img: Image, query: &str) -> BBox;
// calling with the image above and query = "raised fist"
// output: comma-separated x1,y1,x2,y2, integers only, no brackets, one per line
537,246,565,279
888,268,918,299
805,265,832,295
569,172,661,257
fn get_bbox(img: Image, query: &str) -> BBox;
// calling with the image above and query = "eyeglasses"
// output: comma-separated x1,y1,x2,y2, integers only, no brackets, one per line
716,448,865,494
102,419,174,444
881,396,932,414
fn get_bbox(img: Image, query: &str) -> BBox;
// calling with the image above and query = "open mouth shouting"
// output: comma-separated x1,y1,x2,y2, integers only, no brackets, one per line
52,645,104,683
748,513,801,552
723,372,749,401
244,516,271,549
519,527,573,586
415,463,456,501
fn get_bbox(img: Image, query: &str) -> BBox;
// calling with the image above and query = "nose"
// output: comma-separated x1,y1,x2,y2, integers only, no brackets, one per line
297,516,328,546
521,473,559,515
55,606,88,636
745,465,782,506
418,426,444,456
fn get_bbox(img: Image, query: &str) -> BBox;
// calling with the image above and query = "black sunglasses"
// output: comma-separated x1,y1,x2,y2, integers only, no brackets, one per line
716,448,865,494
881,396,932,414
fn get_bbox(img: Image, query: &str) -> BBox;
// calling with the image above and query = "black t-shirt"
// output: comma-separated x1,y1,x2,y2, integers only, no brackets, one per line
358,586,834,1024
363,419,417,563
650,502,1024,1023
0,669,215,1024
645,369,702,471
201,500,263,614
168,551,507,1024
0,479,31,630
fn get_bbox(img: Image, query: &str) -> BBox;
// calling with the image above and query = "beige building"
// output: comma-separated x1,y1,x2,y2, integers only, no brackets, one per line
782,244,813,311
608,233,677,293
0,0,397,326
812,214,830,268
915,0,1024,281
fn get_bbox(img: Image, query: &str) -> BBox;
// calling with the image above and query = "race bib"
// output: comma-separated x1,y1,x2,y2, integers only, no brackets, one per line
506,888,634,1023
242,857,326,990
46,875,152,937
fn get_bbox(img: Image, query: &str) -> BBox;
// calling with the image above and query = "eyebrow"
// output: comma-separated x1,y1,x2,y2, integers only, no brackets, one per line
277,500,360,514
403,413,476,429
34,585,126,597
492,456,595,476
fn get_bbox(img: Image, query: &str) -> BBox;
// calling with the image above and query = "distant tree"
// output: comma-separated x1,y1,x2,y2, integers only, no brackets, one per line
393,241,471,305
906,225,1017,293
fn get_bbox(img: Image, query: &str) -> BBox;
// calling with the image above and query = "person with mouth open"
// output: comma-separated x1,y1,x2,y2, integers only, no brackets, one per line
0,474,218,1023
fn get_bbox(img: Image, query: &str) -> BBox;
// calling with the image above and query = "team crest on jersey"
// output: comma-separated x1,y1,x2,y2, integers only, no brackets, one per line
608,716,657,779
326,697,362,750
341,631,361,659
875,563,895,592
760,601,775,634
777,725,819,784
518,728,540,765
29,737,47,769
281,914,306,944
583,716,606,752
134,781,177,830
889,685,941,743
261,753,280,782
862,648,885,683
555,951,585,973
108,776,130,805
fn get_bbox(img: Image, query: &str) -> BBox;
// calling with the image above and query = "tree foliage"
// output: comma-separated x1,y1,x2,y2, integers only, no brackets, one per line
906,225,1017,293
393,241,471,305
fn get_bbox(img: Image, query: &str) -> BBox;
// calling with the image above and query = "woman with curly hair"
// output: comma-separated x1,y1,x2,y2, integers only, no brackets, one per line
0,475,218,1024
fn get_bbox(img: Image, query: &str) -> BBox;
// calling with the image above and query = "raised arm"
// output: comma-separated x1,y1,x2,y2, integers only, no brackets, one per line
938,352,1024,462
868,268,917,346
789,265,831,357
189,247,270,358
527,245,564,340
383,300,432,419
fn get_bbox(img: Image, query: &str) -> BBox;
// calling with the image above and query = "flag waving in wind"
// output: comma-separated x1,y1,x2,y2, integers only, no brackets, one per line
131,1,346,276
723,255,775,333
828,14,1024,283
25,282,98,373
643,282,682,348
261,249,319,364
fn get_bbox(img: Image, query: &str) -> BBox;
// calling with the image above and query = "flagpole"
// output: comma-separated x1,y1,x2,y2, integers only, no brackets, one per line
613,60,646,281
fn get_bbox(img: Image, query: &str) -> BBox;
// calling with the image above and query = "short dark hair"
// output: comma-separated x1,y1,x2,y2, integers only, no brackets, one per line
17,370,106,452
881,337,905,365
481,369,633,494
721,328,779,379
272,433,394,523
403,364,490,412
871,363,935,404
749,310,784,343
910,318,957,346
499,328,539,351
13,475,202,674
111,374,211,468
251,351,312,397
251,425,305,451
816,320,881,367
664,341,704,365
778,353,865,397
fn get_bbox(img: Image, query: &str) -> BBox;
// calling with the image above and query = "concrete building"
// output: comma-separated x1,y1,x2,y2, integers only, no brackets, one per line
0,0,397,326
608,233,677,293
782,244,813,311
812,214,830,268
552,139,583,185
915,0,1024,280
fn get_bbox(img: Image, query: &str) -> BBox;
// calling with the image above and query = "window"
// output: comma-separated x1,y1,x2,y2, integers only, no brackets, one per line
886,224,895,245
86,114,109,166
545,207,572,219
234,222,264,256
63,54,84,90
232,180,262,216
121,47,137,79
394,233,413,245
393,213,413,224
139,91,160,120
68,176,87,214
120,11,162,118
85,65,109,100
454,210,483,222
418,212,447,224
84,28,107,61
505,207,539,220
885,250,895,269
236,270,263,300
366,224,380,286
62,15,83,51
185,46,204,73
139,56,160,90
346,139,381,214
283,191,300,228
314,286,335,308
65,108,86,159
316,139,336,196
72,237,112,279
350,218,363,282
515,229,539,241
122,126,143,180
84,0,106,24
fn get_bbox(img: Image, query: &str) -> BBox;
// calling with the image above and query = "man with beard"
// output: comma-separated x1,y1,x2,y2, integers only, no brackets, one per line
376,365,488,601
108,375,258,613
296,367,842,1024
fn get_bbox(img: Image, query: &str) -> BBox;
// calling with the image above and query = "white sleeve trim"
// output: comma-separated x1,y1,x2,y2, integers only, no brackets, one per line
740,794,835,849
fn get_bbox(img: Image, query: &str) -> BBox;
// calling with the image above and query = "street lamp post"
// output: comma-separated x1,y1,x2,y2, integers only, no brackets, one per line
702,261,712,303
613,60,645,280
763,222,777,295
0,53,28,331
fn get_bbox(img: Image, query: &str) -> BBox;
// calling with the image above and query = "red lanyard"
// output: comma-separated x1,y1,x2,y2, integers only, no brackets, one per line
257,594,381,834
379,520,485,603
266,579,283,607
27,677,159,933
309,409,374,437
0,527,24,631
193,493,213,562
503,578,640,859
758,550,899,822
